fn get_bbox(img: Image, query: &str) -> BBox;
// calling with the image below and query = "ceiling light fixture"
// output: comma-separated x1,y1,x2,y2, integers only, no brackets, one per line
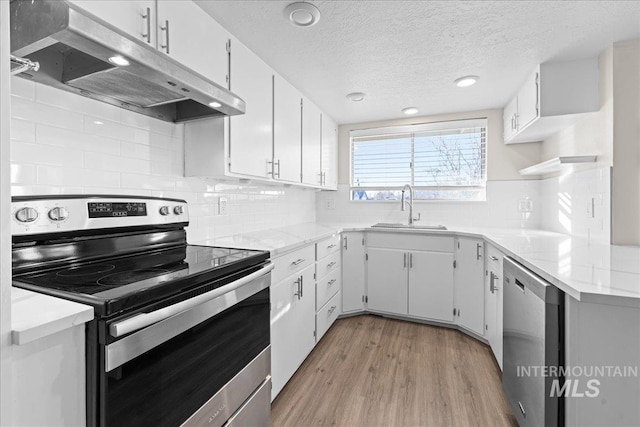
108,55,130,66
454,75,479,87
284,2,321,27
208,101,222,108
346,92,366,102
402,107,419,115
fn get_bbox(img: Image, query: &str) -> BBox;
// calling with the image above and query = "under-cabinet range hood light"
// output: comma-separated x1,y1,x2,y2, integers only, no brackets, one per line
10,0,245,122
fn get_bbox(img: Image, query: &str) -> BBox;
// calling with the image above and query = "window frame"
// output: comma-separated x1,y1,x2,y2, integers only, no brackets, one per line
349,118,488,202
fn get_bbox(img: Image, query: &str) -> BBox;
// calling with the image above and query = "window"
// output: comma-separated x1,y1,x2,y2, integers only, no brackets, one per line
350,118,487,201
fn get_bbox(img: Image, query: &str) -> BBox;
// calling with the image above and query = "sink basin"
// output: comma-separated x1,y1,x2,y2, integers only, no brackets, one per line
371,223,447,230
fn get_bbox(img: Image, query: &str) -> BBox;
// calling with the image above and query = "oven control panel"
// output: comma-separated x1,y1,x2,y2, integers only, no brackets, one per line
12,196,189,237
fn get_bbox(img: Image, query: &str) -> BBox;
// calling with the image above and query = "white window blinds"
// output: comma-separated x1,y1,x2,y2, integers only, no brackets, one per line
350,119,487,201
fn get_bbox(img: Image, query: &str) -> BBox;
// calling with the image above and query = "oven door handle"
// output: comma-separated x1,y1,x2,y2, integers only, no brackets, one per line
110,263,274,338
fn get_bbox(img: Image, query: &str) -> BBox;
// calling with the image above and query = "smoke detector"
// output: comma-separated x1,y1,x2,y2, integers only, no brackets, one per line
284,2,321,27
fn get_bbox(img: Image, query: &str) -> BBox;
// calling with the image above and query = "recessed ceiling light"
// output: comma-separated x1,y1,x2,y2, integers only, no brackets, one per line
284,2,321,27
209,101,222,108
346,92,366,102
402,107,419,115
93,121,104,125
108,55,130,66
454,75,479,87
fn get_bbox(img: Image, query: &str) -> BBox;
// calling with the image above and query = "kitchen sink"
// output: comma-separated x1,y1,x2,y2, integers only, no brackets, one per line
371,223,447,230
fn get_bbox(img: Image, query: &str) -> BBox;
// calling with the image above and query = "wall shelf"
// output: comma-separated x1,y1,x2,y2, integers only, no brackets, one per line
519,155,597,176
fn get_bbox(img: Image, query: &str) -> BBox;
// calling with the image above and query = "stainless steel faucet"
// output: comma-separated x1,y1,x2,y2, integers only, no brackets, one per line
400,184,420,224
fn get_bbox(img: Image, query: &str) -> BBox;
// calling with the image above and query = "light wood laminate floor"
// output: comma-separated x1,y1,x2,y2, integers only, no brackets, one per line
271,315,517,427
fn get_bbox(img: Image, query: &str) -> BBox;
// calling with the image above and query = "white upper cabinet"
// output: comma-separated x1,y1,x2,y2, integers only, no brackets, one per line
273,74,302,183
156,1,229,85
68,1,157,46
321,114,338,189
454,238,485,335
301,97,322,186
504,57,599,144
227,38,274,178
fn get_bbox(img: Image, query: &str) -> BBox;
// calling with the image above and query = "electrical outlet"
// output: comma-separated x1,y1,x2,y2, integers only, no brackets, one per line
325,199,336,210
218,197,228,215
518,198,533,213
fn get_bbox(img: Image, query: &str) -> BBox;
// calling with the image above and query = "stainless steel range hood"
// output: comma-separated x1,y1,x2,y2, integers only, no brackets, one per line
10,0,245,122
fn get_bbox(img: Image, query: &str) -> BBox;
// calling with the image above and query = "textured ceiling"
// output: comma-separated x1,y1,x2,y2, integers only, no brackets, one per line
195,0,640,124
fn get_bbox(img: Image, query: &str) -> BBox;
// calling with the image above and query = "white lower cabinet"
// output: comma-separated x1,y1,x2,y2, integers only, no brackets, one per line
408,250,455,322
454,237,485,336
367,248,408,315
270,256,315,401
485,244,505,369
315,236,341,342
341,232,366,314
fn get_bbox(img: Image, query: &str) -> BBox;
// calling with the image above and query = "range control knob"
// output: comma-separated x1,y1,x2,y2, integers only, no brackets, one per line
173,206,184,215
159,206,170,216
15,207,39,223
48,207,69,222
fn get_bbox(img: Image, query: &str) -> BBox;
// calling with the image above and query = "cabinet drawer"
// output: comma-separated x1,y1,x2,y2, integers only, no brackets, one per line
316,267,341,310
272,244,315,284
316,290,341,342
486,244,505,271
367,232,454,252
316,251,340,280
316,234,341,260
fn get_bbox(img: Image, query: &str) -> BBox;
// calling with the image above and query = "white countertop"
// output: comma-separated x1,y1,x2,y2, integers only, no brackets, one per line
193,222,640,308
11,287,94,345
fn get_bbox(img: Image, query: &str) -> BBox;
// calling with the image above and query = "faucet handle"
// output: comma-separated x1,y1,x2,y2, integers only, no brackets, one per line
413,212,421,222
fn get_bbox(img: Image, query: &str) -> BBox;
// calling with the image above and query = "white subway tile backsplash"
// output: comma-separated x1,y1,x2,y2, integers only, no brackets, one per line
36,124,121,155
10,164,37,185
84,151,150,174
10,77,35,100
83,116,136,142
10,119,35,143
35,84,121,123
11,96,84,130
36,166,120,189
11,142,84,167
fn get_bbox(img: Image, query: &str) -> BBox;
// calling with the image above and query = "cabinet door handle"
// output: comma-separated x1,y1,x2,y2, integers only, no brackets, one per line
343,236,348,250
476,243,482,260
141,7,151,44
327,261,336,269
275,159,281,178
403,253,407,268
293,277,301,299
490,255,499,261
291,258,305,266
409,253,413,268
328,305,336,315
327,244,337,249
328,278,336,286
300,275,304,297
160,20,170,54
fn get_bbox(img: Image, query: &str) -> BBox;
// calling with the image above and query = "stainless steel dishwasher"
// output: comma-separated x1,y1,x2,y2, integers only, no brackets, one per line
503,257,564,427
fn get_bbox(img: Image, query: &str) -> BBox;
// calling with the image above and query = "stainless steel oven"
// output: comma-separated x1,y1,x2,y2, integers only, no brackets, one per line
12,195,272,427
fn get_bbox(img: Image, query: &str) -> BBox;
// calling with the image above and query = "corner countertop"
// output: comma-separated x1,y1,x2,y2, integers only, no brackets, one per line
11,287,94,345
192,222,640,308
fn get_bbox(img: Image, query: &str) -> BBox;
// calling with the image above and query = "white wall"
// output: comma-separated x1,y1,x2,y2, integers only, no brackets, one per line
9,78,317,242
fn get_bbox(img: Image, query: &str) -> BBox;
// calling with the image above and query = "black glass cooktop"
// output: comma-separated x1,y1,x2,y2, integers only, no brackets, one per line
12,245,269,317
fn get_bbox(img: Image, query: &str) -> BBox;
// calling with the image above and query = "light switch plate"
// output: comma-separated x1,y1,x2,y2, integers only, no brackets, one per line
218,197,228,215
325,199,336,210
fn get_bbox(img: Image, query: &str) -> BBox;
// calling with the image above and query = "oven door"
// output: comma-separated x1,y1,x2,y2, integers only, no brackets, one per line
97,264,272,427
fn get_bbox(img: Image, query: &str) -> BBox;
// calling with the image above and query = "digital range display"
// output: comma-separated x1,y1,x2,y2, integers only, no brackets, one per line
88,202,147,218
